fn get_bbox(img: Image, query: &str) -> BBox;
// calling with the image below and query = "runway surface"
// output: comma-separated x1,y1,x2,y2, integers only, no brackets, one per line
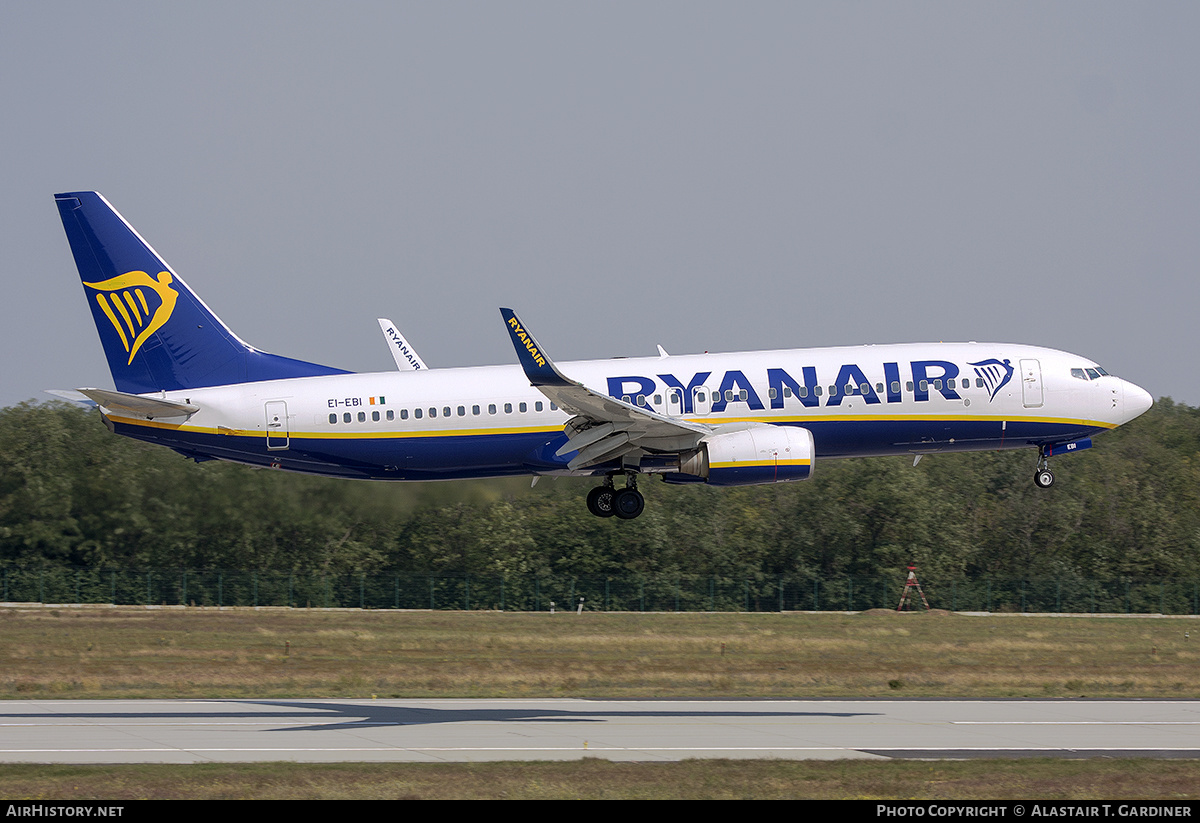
1,699,1198,763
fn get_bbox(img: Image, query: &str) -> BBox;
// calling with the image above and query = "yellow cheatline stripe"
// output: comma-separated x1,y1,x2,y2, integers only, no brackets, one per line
711,459,811,469
295,425,564,440
106,415,562,440
95,295,131,352
692,413,1116,429
108,411,1113,441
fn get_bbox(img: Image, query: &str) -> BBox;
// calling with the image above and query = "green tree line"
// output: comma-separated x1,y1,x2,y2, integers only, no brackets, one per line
1,399,1198,585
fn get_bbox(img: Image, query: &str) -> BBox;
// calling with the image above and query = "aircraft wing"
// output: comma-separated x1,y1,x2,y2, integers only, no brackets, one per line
500,308,709,469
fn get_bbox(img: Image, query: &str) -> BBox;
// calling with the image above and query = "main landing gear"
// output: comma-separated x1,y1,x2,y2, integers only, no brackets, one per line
1034,447,1055,488
586,472,645,520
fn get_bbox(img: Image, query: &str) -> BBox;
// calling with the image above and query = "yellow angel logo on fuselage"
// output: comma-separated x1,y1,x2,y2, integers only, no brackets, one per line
83,270,179,365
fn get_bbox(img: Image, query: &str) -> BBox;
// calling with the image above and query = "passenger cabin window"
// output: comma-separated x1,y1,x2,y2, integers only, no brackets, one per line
329,413,337,424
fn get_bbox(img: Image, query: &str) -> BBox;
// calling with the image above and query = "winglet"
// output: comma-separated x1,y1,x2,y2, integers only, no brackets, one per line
499,308,574,387
377,318,428,370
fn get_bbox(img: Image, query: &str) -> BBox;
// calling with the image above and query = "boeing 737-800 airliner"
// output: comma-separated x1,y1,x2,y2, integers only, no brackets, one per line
53,191,1153,519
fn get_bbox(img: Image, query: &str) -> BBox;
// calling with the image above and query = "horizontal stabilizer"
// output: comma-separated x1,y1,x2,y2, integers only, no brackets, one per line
77,388,199,419
44,389,97,407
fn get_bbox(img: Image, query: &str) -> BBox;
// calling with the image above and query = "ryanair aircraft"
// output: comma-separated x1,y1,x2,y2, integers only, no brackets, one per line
54,191,1153,520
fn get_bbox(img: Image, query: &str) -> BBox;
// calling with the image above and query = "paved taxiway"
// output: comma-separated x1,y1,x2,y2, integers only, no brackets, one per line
1,699,1198,763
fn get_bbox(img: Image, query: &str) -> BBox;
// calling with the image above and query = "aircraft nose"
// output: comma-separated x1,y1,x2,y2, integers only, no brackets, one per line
1124,381,1153,421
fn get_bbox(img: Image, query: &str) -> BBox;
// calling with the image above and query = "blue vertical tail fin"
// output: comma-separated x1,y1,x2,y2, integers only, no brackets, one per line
55,191,349,394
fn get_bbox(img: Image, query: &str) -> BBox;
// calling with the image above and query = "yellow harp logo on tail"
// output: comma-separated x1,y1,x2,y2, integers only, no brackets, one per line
83,271,179,365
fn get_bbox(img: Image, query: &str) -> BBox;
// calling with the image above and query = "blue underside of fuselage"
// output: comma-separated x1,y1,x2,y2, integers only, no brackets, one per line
112,416,1106,481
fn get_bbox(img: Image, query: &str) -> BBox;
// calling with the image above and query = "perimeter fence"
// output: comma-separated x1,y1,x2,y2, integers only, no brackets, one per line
2,565,1199,615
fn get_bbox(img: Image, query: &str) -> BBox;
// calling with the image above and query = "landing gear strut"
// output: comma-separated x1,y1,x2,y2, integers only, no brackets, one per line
1034,448,1055,488
587,472,644,519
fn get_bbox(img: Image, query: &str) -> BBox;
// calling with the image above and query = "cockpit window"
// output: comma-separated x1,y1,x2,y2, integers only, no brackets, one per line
1072,366,1111,381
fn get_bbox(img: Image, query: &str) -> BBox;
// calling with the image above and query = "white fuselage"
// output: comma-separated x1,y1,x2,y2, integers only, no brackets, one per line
104,341,1151,481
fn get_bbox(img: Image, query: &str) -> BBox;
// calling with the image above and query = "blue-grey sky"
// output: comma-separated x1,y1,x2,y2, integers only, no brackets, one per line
3,2,1197,407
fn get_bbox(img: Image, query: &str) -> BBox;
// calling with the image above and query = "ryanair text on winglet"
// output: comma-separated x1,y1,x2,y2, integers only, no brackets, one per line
507,317,547,368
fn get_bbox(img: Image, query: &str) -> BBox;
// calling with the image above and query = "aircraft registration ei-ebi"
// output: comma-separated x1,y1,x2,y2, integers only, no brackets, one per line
52,191,1153,520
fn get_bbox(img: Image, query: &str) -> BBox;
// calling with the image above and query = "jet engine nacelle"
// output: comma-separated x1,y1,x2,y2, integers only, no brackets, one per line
670,424,815,487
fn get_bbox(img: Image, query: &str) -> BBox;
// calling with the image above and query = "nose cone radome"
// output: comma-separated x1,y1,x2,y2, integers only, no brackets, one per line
1123,381,1153,423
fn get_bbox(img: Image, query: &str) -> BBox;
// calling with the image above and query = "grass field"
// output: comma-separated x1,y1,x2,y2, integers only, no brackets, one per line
2,760,1199,800
2,605,1197,699
1,605,1198,799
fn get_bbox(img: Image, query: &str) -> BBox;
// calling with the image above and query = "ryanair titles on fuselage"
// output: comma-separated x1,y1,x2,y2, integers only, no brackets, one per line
607,358,1015,414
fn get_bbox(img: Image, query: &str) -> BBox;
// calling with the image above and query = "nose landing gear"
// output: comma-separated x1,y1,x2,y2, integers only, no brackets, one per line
1034,447,1054,488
